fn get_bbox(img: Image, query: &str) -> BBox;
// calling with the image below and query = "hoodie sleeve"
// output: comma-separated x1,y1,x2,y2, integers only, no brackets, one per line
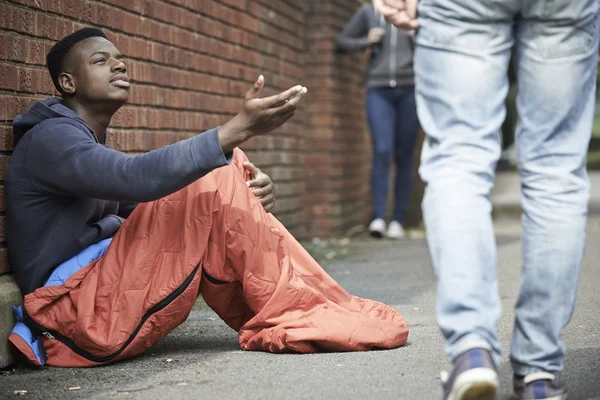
26,121,232,202
335,5,372,53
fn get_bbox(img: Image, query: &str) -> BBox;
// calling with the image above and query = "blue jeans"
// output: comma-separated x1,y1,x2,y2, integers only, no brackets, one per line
415,0,599,375
367,86,419,223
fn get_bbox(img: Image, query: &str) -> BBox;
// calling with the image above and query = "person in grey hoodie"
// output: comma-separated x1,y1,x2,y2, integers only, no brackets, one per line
336,1,419,239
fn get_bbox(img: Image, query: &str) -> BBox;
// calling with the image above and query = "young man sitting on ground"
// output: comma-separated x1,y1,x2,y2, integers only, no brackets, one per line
6,28,408,367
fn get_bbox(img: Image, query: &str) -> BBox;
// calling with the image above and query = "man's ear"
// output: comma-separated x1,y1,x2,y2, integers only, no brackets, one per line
58,72,76,95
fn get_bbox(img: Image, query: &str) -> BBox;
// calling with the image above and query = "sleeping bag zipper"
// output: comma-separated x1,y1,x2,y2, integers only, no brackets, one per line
23,263,200,363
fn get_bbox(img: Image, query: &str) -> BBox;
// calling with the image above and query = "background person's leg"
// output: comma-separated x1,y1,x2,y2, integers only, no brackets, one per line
391,85,419,225
511,0,600,376
367,87,398,221
415,0,516,364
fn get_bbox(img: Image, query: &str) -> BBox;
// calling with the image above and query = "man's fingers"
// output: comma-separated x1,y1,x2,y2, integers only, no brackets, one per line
266,108,297,128
288,87,308,106
259,193,275,209
386,12,419,29
267,108,297,126
245,75,265,100
384,0,406,10
278,111,296,126
268,88,307,116
373,0,402,16
261,85,304,108
247,173,269,189
243,161,259,174
374,0,419,29
251,185,272,198
243,161,259,181
406,0,418,19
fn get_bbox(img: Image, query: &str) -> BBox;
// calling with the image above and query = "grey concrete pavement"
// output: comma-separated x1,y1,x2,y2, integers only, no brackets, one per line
1,217,599,399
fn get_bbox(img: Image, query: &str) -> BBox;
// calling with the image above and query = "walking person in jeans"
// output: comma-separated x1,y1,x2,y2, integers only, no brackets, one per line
375,0,599,399
336,1,419,239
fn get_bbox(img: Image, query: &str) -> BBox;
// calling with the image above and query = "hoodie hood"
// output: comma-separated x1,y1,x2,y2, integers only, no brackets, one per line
12,98,88,145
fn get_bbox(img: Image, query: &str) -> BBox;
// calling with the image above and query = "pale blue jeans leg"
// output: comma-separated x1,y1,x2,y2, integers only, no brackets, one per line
416,0,600,374
415,0,517,366
511,0,600,376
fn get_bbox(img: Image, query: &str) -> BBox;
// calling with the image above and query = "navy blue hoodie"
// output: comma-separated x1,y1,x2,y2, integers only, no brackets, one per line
6,98,231,294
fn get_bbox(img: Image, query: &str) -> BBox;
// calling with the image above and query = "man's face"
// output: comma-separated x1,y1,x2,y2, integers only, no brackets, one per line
61,37,130,105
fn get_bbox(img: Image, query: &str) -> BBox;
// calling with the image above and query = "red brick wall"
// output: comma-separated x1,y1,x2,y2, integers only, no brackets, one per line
0,0,376,274
304,0,372,238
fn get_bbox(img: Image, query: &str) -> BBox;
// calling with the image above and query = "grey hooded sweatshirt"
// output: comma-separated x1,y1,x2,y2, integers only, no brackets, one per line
6,98,231,294
336,3,414,88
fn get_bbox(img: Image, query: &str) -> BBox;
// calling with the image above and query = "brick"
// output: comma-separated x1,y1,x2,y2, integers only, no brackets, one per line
6,35,26,63
82,1,95,23
0,249,9,275
0,96,7,121
46,0,63,14
37,13,57,40
0,64,18,90
17,65,35,92
55,18,74,40
0,125,13,151
0,35,6,60
0,154,8,182
26,39,45,64
22,11,36,35
61,0,85,20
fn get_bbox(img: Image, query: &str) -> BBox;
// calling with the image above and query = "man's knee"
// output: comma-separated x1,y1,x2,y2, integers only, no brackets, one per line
520,168,590,215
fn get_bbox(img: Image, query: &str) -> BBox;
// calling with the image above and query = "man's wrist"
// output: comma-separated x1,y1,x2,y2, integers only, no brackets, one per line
218,115,251,154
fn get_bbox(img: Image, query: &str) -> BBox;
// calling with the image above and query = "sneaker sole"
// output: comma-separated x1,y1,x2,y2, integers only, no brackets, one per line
511,394,567,400
370,231,384,239
447,368,499,400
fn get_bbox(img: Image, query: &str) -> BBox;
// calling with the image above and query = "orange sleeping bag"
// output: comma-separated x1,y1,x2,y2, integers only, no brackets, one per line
10,149,409,367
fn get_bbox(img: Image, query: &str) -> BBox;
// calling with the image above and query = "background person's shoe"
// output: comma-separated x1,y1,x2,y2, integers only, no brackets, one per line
513,372,567,400
441,348,498,400
386,221,405,239
369,218,386,238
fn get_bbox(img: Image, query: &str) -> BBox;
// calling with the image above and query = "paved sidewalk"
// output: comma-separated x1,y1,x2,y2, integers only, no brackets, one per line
1,218,599,399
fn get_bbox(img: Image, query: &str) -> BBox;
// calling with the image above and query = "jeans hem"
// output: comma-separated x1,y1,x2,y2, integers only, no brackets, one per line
511,362,563,377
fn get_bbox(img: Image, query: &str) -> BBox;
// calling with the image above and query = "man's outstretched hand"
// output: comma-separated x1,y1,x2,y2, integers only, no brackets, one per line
373,0,419,30
219,76,308,154
243,161,276,212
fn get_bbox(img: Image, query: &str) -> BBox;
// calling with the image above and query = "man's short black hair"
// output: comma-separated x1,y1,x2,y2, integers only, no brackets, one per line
46,27,107,93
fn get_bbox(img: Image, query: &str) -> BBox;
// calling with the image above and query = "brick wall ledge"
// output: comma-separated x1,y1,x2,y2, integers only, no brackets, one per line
0,274,22,368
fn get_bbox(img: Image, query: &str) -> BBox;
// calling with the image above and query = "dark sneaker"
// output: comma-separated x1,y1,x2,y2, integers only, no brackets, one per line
441,348,499,400
513,372,567,400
